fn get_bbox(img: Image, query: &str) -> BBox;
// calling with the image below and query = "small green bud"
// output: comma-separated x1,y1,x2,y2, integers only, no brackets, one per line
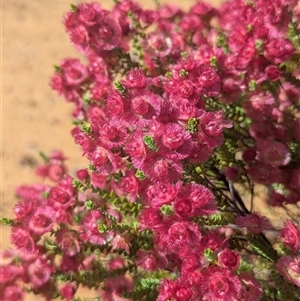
247,24,253,32
85,200,95,210
56,274,69,281
143,135,158,151
181,51,188,59
165,71,172,78
238,116,245,122
160,204,173,216
0,217,14,226
73,214,81,224
70,4,77,12
204,248,216,262
81,124,92,135
114,80,126,95
72,179,83,188
179,69,188,77
53,65,62,73
98,223,108,233
187,118,199,133
210,56,218,68
88,164,96,171
45,240,58,252
41,191,49,199
195,166,201,174
84,98,91,105
135,170,146,180
244,117,252,125
255,39,263,51
39,151,49,163
248,79,257,91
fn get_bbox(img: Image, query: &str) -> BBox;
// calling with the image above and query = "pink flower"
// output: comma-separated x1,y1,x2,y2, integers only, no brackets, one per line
198,64,221,97
276,255,300,287
197,111,228,149
11,227,36,253
90,172,106,189
256,139,291,166
265,65,281,81
235,212,272,233
56,228,80,257
0,265,23,284
247,161,281,185
59,255,80,273
223,166,241,181
279,220,300,253
239,273,263,301
1,284,24,301
200,230,228,253
246,91,275,116
77,3,103,26
60,282,77,301
218,248,240,271
119,171,139,202
15,184,47,202
27,258,53,289
105,90,128,117
144,32,172,58
47,187,67,206
28,206,56,235
60,58,89,86
95,117,128,149
157,279,192,301
142,155,183,182
81,210,112,245
87,146,120,175
158,220,202,254
135,250,166,271
111,234,131,254
200,266,241,301
139,207,164,231
121,68,150,89
13,199,38,222
123,89,163,127
147,181,178,208
100,275,133,301
264,37,294,64
173,183,216,218
158,123,192,160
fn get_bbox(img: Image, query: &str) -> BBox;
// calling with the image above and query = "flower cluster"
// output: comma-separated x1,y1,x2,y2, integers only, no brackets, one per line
1,0,300,300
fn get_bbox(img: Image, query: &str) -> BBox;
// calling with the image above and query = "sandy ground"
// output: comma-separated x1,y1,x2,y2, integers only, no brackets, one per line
1,0,299,300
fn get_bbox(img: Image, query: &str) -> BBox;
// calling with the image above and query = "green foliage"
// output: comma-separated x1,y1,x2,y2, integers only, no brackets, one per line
204,248,216,262
245,234,278,262
160,204,173,216
202,212,236,226
187,117,199,133
70,4,78,13
143,135,158,151
288,20,300,51
81,123,92,135
0,216,14,226
135,169,146,180
114,80,126,95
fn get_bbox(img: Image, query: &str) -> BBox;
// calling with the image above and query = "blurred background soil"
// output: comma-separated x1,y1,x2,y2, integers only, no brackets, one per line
1,0,299,300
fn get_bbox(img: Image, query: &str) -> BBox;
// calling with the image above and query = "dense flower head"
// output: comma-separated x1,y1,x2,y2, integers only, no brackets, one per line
279,220,300,253
199,266,242,301
276,255,300,287
235,212,272,233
